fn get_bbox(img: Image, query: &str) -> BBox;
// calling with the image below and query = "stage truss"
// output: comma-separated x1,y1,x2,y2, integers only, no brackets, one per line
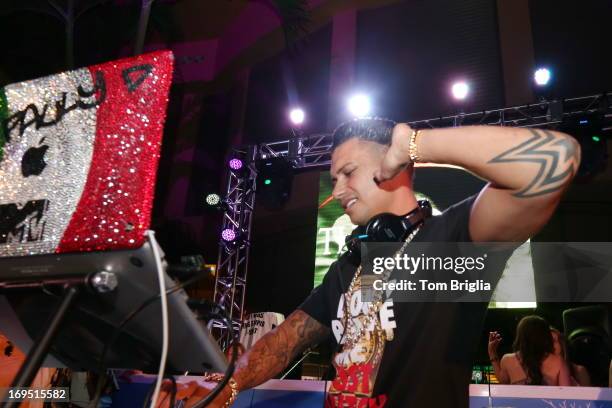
211,92,612,345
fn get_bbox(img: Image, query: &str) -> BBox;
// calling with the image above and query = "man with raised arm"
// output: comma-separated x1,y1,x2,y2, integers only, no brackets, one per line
160,118,580,407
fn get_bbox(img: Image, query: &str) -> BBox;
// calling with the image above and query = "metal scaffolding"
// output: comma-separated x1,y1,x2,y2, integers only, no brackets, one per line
210,145,257,347
211,92,611,345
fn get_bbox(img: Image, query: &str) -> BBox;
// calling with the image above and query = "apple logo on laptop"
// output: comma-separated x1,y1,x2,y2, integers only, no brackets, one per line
21,137,49,177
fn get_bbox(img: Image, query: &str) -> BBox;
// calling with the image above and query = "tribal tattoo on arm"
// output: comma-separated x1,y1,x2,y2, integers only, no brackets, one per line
233,310,331,390
488,129,581,198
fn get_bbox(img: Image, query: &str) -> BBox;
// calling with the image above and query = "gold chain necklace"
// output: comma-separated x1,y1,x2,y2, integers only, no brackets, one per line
341,225,422,348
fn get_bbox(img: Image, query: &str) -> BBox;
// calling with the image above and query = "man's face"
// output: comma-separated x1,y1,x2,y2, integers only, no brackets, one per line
331,138,406,226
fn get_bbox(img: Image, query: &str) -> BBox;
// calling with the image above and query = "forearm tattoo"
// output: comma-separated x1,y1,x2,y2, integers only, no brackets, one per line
234,310,330,389
488,129,580,198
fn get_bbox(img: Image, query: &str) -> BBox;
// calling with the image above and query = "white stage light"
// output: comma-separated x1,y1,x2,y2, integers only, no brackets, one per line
348,94,371,117
451,82,469,100
289,108,305,125
534,68,551,86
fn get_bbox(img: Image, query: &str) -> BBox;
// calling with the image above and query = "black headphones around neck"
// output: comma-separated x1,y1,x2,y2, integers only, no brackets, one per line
344,200,432,266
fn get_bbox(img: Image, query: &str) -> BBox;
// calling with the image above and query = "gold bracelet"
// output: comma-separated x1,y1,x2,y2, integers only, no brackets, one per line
408,129,421,163
202,373,239,407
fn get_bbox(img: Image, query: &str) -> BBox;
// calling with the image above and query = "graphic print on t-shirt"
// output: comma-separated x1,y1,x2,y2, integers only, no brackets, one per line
327,281,396,407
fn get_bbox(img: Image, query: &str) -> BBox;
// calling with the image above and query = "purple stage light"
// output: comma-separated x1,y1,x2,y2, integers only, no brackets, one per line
221,228,236,242
229,158,243,170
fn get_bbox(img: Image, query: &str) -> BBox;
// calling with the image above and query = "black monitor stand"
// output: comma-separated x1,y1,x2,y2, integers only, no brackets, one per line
0,233,227,407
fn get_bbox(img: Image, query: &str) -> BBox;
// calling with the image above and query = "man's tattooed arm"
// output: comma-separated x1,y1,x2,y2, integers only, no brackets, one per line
233,310,331,390
412,125,581,241
488,129,581,198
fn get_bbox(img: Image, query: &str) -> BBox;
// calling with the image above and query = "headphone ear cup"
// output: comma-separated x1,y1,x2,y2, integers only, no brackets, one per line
366,213,407,242
343,202,427,264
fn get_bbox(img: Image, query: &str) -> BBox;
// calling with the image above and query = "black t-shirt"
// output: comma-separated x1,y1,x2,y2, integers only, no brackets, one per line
300,195,511,407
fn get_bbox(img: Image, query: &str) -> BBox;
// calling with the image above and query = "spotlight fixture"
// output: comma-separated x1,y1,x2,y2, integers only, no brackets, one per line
451,82,469,100
289,108,305,126
204,192,229,212
205,193,221,207
220,228,249,250
534,67,552,86
229,158,243,171
221,228,236,242
347,94,371,117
